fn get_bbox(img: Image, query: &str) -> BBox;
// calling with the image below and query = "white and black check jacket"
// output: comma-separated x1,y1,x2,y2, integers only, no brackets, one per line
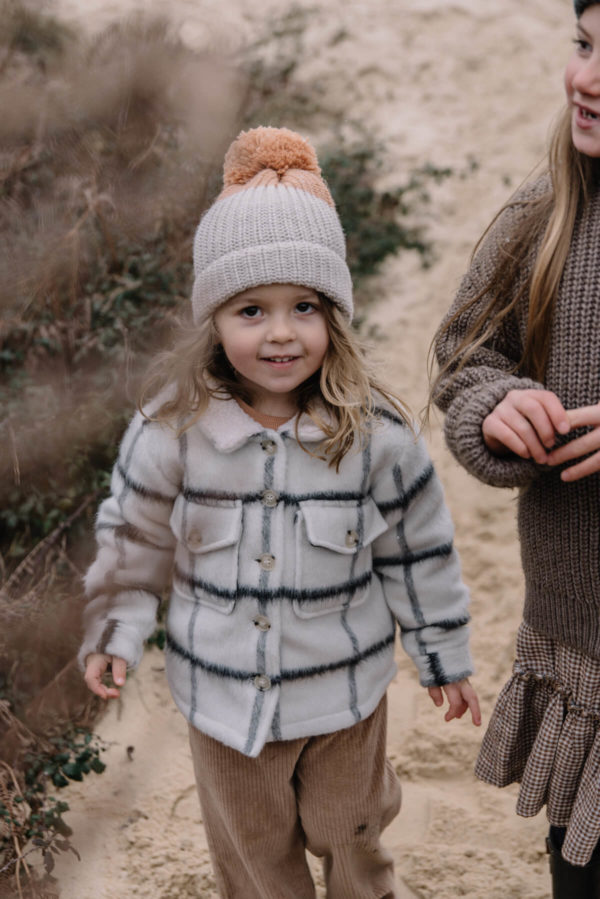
80,396,473,756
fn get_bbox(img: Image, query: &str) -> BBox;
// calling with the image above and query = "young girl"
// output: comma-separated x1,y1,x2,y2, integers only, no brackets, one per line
80,125,480,899
432,2,600,894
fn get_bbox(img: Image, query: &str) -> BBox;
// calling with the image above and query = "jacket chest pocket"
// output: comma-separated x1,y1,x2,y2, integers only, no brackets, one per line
293,498,388,618
170,497,242,613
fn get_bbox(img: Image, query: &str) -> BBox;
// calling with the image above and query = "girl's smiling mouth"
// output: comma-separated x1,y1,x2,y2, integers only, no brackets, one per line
576,102,600,122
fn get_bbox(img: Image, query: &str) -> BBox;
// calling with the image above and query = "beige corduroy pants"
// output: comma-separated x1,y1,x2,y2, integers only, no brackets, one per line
188,696,401,899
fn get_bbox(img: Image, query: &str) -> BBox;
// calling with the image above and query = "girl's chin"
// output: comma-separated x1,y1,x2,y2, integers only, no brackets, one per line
572,125,600,158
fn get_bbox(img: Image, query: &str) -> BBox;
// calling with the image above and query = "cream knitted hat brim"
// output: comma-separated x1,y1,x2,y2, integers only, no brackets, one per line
191,127,353,322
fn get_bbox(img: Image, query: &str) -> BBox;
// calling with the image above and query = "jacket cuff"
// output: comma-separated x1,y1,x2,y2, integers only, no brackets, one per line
412,628,474,688
78,620,144,672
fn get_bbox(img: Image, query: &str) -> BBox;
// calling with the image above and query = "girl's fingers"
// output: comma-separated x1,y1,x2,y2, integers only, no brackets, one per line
112,657,127,687
483,390,570,462
461,684,482,726
483,417,531,458
84,654,125,700
531,392,570,439
565,403,600,430
428,682,481,726
546,404,600,478
511,394,559,450
502,413,548,462
444,698,467,722
484,411,547,461
548,429,600,464
427,686,444,707
560,450,600,482
85,666,111,699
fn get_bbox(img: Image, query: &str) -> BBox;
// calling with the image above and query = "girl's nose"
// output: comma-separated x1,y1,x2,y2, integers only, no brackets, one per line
267,314,295,342
573,58,600,95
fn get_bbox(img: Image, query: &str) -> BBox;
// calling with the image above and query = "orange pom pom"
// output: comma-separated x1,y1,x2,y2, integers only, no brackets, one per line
223,126,321,187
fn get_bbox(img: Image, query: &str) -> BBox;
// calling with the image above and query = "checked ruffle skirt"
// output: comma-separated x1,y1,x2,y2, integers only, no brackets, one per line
475,621,600,866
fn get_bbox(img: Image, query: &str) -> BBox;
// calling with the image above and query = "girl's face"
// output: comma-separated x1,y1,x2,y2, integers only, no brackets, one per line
565,5,600,157
213,283,330,417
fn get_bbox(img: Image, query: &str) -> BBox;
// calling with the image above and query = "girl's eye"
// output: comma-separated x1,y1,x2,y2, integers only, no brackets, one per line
574,38,592,53
240,306,261,318
296,301,317,314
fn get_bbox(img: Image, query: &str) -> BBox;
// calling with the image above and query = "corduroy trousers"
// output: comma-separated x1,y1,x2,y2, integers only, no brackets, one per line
188,696,401,899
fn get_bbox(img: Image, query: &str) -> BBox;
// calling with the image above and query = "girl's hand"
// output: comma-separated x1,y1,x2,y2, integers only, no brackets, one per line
84,653,127,700
482,389,570,463
546,402,600,481
428,678,481,726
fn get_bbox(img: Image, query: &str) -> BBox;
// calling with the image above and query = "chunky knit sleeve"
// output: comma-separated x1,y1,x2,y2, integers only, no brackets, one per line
434,182,548,488
371,422,473,688
78,409,181,670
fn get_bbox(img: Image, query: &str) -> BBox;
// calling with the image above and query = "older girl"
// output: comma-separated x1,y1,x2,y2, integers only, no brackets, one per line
432,3,600,894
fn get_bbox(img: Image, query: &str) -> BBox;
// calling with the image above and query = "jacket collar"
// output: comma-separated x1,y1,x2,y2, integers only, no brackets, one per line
197,396,329,453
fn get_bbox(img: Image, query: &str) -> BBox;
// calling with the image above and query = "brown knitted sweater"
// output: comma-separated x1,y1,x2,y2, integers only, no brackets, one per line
435,176,600,660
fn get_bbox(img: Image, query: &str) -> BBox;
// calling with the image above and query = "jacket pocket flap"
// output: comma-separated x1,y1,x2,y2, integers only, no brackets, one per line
299,498,388,553
170,498,243,554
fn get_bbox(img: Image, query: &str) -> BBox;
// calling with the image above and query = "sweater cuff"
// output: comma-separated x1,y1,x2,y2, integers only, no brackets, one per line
444,376,543,488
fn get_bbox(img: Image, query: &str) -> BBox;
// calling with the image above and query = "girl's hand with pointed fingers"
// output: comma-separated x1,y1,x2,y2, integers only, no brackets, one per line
482,389,570,463
428,678,481,726
84,653,127,700
546,403,600,482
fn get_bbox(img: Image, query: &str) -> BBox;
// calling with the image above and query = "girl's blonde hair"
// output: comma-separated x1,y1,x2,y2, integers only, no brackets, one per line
430,106,598,399
140,293,411,470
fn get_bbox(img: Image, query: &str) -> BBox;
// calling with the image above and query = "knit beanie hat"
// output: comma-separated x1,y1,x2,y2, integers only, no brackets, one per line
574,0,599,15
191,126,353,323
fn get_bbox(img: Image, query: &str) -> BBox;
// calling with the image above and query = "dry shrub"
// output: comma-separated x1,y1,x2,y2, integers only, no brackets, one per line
1,6,247,557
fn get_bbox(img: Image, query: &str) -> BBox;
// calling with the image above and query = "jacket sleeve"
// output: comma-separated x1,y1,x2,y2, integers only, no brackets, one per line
78,409,181,670
434,183,547,488
371,425,473,688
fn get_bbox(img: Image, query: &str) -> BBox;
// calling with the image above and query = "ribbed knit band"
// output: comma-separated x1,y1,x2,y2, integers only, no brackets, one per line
574,0,599,15
192,183,352,322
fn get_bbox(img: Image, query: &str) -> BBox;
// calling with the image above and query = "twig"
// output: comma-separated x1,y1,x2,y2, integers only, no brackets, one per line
6,420,20,486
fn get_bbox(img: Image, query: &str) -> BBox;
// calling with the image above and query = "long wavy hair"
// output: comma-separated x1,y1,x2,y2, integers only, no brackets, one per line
430,106,599,401
139,293,411,470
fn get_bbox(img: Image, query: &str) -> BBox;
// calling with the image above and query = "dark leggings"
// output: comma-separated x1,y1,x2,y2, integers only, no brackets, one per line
550,827,600,863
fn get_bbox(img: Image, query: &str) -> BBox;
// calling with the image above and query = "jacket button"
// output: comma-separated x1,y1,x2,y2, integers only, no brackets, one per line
253,615,271,631
254,674,271,691
261,439,277,455
258,553,276,571
345,530,359,548
188,529,202,548
261,489,278,508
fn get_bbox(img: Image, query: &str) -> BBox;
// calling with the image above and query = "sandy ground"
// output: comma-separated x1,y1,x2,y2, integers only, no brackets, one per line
49,0,574,896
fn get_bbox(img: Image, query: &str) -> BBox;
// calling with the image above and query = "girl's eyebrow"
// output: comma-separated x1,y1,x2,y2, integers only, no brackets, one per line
577,23,592,39
233,289,318,304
